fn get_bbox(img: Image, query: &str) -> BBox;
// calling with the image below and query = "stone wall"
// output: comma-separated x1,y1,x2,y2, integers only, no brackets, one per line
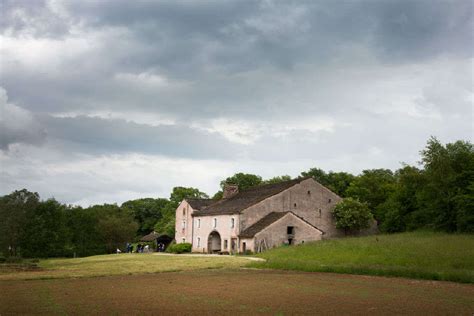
240,178,344,238
253,213,322,251
191,214,240,253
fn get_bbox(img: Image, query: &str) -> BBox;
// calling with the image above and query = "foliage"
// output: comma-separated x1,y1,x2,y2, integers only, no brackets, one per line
301,168,355,196
252,231,474,283
332,198,373,234
417,137,474,232
121,198,169,235
0,189,40,257
220,173,262,191
166,242,192,254
262,175,292,185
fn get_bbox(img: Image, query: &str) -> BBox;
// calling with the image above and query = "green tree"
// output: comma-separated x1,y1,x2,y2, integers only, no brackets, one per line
220,173,262,191
19,199,70,258
169,187,209,208
0,189,40,257
346,169,396,220
378,166,425,232
301,168,355,196
121,198,169,236
332,198,373,235
417,137,474,232
262,175,292,185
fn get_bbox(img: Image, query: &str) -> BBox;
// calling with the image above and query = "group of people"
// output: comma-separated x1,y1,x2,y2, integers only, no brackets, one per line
124,243,149,253
116,242,167,254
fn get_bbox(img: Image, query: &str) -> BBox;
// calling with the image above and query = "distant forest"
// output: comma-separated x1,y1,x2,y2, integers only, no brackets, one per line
1,137,472,258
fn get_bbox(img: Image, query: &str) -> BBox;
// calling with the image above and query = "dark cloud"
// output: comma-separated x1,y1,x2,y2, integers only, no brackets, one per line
0,0,472,204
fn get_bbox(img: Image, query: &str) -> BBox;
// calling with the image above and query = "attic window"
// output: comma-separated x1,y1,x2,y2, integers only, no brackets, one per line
294,203,297,208
328,198,332,203
287,226,294,235
183,209,186,216
307,190,311,195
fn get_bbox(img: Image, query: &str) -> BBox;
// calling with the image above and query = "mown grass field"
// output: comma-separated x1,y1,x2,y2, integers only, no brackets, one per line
251,232,474,283
0,253,252,280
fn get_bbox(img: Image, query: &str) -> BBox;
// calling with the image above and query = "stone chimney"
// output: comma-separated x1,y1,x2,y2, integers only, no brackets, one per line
223,183,239,199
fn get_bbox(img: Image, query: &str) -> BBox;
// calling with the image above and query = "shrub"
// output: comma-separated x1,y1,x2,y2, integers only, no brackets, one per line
332,198,373,235
166,243,192,254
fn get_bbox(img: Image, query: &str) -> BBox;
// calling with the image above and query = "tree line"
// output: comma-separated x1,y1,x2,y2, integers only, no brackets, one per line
0,137,472,258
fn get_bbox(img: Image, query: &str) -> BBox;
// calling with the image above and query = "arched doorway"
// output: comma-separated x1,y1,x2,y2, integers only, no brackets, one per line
207,231,221,254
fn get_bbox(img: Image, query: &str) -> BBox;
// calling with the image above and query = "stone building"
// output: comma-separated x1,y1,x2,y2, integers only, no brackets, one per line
174,177,375,253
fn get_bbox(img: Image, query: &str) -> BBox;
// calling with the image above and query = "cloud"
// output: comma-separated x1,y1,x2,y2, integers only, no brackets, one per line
0,87,46,149
0,0,472,205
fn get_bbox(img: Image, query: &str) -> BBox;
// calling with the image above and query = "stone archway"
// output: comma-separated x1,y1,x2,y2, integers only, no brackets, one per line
207,231,221,254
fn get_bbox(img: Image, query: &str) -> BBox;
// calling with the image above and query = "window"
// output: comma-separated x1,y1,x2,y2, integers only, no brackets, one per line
231,218,235,228
307,190,311,195
213,218,217,228
242,242,246,252
318,209,322,218
224,239,228,249
197,237,201,247
294,203,297,208
183,208,186,216
182,238,185,243
287,226,294,235
196,218,200,228
182,220,186,229
328,198,332,203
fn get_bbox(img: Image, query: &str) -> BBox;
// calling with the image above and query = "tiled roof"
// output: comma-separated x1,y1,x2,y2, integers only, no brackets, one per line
193,177,309,216
186,198,215,210
239,212,289,238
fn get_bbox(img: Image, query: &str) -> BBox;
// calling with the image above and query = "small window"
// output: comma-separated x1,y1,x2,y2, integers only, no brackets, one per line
198,219,201,228
224,239,228,249
183,208,186,216
328,198,332,203
197,237,201,247
294,203,297,208
318,209,322,218
231,218,235,228
213,218,217,228
307,190,311,195
287,226,294,235
182,220,186,229
182,238,185,243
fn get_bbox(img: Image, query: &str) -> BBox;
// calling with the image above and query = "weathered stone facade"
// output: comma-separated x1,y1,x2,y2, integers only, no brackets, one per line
175,178,376,253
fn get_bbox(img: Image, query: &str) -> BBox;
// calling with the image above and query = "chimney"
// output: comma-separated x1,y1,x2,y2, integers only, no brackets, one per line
223,183,239,199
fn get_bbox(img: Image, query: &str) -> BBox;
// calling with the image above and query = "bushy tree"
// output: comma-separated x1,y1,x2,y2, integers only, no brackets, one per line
301,168,355,196
346,169,396,220
262,175,292,185
0,189,39,257
332,198,373,235
122,198,169,235
417,137,474,232
220,173,262,191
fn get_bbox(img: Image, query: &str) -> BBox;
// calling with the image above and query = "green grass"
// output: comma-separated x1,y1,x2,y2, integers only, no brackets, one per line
251,231,474,283
0,254,252,280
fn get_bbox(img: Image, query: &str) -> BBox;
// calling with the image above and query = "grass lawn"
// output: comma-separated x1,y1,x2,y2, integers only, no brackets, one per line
0,253,252,280
251,231,474,283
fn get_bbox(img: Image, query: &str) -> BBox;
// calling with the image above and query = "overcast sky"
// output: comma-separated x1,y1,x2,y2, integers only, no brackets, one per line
1,0,472,206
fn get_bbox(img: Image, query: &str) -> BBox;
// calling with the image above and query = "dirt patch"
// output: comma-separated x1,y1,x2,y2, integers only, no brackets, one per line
1,270,473,315
0,263,43,273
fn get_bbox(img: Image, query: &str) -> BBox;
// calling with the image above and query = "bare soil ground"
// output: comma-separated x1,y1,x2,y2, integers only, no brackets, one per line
1,269,473,315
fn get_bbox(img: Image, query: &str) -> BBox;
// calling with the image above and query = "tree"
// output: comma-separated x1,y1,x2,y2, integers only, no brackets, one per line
346,169,396,220
332,198,373,235
378,165,425,232
169,187,209,208
0,189,40,257
220,173,262,191
19,199,70,258
417,137,474,232
121,198,169,235
301,168,355,196
262,175,292,185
